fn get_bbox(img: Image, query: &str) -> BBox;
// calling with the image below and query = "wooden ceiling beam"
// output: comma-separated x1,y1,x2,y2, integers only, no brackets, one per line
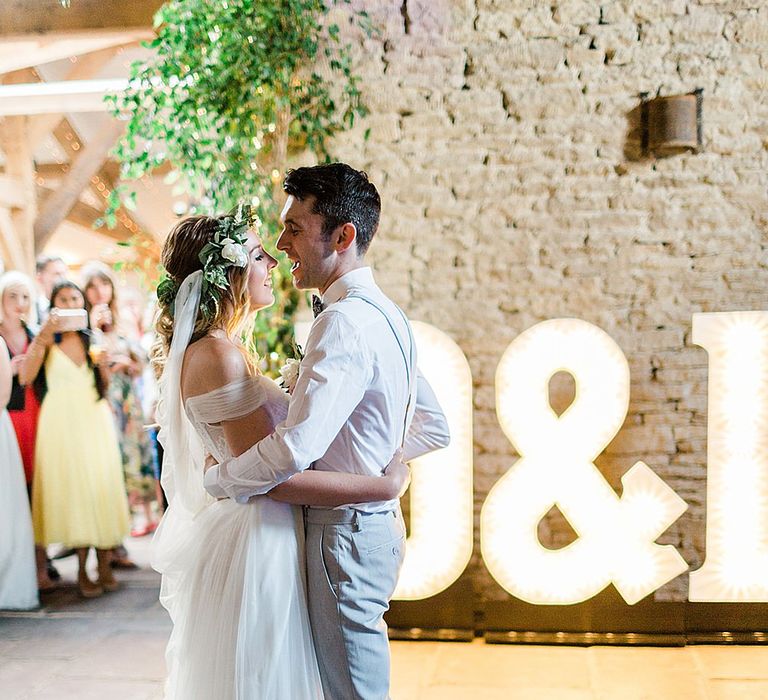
0,30,151,75
0,205,29,270
24,44,135,150
37,180,138,244
0,67,160,264
0,78,127,116
0,113,37,271
48,125,161,263
33,163,70,179
34,117,123,248
96,163,162,260
51,118,151,243
65,198,134,241
0,175,26,208
35,159,173,182
0,1,163,35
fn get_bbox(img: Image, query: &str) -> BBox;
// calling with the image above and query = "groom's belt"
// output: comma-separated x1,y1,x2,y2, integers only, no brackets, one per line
305,506,399,526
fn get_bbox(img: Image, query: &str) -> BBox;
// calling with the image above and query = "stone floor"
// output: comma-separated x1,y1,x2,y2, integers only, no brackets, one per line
2,539,768,699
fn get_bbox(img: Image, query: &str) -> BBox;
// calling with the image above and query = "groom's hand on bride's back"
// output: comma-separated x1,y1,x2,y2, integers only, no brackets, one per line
383,449,411,499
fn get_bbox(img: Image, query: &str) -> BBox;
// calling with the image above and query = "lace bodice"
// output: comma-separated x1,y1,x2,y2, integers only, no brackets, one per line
184,375,289,462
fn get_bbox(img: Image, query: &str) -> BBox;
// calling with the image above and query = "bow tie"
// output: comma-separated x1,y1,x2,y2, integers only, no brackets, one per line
311,294,325,318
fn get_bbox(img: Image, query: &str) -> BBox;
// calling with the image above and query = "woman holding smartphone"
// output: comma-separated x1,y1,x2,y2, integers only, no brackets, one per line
20,280,129,598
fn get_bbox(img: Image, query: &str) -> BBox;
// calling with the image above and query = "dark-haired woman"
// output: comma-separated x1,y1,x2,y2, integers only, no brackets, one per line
20,281,129,598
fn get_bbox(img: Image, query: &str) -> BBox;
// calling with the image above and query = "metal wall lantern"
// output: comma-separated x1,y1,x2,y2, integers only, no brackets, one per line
641,89,703,157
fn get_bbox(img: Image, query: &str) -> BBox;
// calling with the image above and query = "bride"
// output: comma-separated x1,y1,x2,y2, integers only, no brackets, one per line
151,206,409,699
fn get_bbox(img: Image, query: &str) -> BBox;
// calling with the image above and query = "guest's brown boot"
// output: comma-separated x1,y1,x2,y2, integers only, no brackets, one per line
78,574,103,598
96,548,119,592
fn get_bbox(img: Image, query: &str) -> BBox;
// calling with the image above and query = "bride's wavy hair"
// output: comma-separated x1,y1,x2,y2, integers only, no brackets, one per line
152,214,253,378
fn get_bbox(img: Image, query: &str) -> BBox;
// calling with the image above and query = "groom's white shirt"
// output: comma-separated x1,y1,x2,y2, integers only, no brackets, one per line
204,266,450,513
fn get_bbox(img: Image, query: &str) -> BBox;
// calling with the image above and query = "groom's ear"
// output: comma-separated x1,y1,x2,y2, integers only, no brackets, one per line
334,222,357,254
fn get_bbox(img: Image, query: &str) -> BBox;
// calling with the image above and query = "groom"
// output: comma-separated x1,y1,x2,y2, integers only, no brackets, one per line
205,163,450,699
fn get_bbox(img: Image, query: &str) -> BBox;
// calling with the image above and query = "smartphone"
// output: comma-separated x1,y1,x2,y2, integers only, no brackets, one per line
52,308,88,332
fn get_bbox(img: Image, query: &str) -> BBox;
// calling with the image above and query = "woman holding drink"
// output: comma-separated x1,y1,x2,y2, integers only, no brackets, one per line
83,262,158,540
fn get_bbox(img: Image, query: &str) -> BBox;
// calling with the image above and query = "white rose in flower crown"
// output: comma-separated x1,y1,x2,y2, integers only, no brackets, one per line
221,241,248,267
279,358,301,394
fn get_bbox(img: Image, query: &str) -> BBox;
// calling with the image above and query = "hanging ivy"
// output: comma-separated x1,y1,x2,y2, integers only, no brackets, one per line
106,0,371,373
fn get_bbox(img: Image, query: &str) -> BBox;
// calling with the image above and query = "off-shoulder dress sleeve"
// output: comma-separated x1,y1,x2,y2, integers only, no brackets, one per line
185,376,266,424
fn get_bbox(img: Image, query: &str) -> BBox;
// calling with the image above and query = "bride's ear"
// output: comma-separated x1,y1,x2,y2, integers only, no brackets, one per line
334,223,357,254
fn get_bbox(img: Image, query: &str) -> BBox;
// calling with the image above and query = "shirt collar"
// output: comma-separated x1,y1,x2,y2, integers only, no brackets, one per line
322,267,375,306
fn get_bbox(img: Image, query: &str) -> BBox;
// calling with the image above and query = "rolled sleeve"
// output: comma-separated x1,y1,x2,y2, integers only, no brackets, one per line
403,371,450,461
203,465,227,499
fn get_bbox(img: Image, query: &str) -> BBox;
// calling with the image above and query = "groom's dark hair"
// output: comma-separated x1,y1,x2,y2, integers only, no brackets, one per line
283,163,381,255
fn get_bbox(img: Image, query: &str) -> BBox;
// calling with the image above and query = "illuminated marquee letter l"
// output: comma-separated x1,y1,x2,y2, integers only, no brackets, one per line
689,311,768,602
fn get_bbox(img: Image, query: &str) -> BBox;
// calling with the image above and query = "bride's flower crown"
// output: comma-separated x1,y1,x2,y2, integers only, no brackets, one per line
157,203,255,320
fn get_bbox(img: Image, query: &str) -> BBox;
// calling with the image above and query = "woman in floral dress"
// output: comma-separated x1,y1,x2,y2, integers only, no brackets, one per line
82,263,158,540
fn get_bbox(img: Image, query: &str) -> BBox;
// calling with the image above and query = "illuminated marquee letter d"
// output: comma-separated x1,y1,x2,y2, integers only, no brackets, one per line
393,322,474,600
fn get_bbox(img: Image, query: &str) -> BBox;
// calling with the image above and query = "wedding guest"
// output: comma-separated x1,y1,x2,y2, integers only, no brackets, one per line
118,285,146,343
34,255,68,327
0,272,42,486
0,336,38,610
21,280,130,598
0,271,53,590
138,298,166,515
82,263,159,539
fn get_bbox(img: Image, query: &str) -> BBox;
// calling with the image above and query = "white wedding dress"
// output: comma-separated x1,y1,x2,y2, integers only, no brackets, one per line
152,271,322,699
0,409,38,611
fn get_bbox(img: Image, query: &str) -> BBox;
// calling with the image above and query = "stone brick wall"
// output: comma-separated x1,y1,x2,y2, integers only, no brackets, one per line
328,0,768,603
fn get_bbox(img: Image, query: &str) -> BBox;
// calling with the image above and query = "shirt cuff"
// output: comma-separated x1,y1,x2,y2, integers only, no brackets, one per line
203,465,228,499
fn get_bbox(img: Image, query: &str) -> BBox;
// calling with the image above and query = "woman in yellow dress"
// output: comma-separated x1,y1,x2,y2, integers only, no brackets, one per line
21,280,129,598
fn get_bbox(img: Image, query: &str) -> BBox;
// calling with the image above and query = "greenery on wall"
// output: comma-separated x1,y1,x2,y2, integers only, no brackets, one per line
106,0,370,371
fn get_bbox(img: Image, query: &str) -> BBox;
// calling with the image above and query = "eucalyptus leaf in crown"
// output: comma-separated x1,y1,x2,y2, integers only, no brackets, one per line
197,203,253,320
156,274,179,311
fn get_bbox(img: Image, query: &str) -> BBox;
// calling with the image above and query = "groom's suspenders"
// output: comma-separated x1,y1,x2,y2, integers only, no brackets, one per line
347,294,416,447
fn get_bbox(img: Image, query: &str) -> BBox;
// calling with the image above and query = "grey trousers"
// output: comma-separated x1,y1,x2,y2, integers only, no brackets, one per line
305,507,406,700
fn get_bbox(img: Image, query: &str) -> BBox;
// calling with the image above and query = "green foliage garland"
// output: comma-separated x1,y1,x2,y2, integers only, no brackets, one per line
106,0,371,373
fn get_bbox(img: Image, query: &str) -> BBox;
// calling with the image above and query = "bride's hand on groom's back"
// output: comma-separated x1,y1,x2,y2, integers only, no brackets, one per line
203,454,229,501
383,449,410,499
203,454,217,474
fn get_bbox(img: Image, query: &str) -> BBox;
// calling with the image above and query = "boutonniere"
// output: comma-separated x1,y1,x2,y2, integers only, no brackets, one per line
279,343,304,395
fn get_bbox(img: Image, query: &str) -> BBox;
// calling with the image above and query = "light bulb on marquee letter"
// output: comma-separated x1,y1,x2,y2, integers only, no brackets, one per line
689,311,768,602
393,322,474,600
481,319,688,605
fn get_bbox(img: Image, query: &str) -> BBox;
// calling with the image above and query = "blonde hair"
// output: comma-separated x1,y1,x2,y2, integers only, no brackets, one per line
0,271,36,325
152,215,253,378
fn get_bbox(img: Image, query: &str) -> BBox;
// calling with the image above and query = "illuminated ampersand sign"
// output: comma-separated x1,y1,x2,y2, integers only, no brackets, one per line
481,319,688,605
